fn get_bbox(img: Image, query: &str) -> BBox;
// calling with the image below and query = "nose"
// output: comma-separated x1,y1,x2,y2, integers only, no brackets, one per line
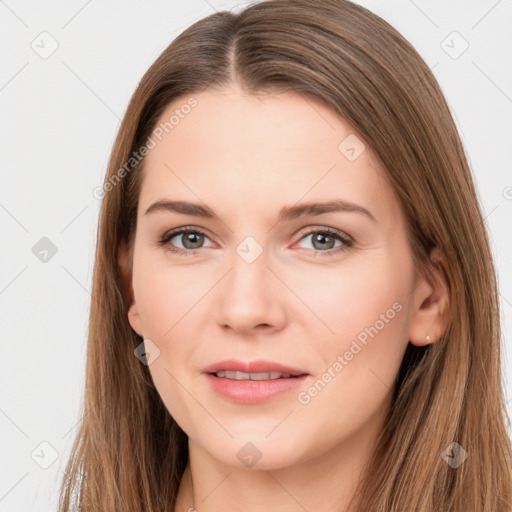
214,247,287,336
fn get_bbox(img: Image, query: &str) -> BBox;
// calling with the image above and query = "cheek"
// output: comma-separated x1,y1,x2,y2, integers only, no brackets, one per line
132,260,201,425
291,255,409,342
290,269,410,447
290,252,412,403
132,256,207,386
133,255,210,336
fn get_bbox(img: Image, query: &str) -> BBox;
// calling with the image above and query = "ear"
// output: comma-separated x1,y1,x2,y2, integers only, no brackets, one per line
408,247,450,346
118,240,144,337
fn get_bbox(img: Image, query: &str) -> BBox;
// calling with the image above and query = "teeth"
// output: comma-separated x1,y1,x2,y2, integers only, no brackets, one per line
215,370,292,380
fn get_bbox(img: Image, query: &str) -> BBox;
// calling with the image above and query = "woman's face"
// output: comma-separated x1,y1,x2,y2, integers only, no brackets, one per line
124,86,433,470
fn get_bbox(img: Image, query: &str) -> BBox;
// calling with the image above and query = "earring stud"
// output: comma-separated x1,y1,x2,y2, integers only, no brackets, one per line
426,335,431,342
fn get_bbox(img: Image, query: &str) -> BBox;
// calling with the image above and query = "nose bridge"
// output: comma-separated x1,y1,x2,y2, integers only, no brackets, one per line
215,232,285,332
226,234,271,302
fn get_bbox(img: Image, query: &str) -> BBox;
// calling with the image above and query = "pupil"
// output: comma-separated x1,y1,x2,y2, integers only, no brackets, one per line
314,233,334,250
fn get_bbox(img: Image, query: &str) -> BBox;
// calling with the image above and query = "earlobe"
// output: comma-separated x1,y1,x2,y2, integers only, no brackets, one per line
127,302,144,337
408,248,450,347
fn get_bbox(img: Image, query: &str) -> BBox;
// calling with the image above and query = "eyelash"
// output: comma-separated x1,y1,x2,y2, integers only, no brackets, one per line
157,226,354,257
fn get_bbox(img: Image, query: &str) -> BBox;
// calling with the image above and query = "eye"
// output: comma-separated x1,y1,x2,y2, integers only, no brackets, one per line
157,227,213,256
295,227,353,257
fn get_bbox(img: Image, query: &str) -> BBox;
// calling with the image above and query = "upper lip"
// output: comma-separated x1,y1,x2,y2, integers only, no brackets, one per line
202,359,309,376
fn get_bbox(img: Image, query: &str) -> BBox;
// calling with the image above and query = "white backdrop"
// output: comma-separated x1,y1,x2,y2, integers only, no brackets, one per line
0,1,511,510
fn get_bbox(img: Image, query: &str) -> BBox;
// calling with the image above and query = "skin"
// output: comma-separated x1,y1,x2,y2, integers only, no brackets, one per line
118,85,449,512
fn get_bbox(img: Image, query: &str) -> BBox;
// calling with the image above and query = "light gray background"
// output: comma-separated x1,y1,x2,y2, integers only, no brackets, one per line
1,1,511,510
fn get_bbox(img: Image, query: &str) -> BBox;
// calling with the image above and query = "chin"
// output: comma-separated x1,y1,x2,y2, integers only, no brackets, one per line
199,432,310,471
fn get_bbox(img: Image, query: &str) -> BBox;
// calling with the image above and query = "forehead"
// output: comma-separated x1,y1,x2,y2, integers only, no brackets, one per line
139,87,402,228
148,87,361,166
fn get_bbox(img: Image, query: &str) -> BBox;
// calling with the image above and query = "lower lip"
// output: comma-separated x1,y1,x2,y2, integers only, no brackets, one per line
204,373,309,404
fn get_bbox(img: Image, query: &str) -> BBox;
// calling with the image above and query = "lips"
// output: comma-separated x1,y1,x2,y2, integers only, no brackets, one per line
202,359,309,377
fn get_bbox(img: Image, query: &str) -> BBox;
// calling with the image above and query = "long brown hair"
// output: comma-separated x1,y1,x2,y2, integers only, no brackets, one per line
58,0,512,510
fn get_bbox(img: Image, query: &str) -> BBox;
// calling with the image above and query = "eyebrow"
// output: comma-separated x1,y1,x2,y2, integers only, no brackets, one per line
144,199,377,223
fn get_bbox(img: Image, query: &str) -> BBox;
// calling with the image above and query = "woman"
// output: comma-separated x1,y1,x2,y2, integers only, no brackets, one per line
58,0,512,510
